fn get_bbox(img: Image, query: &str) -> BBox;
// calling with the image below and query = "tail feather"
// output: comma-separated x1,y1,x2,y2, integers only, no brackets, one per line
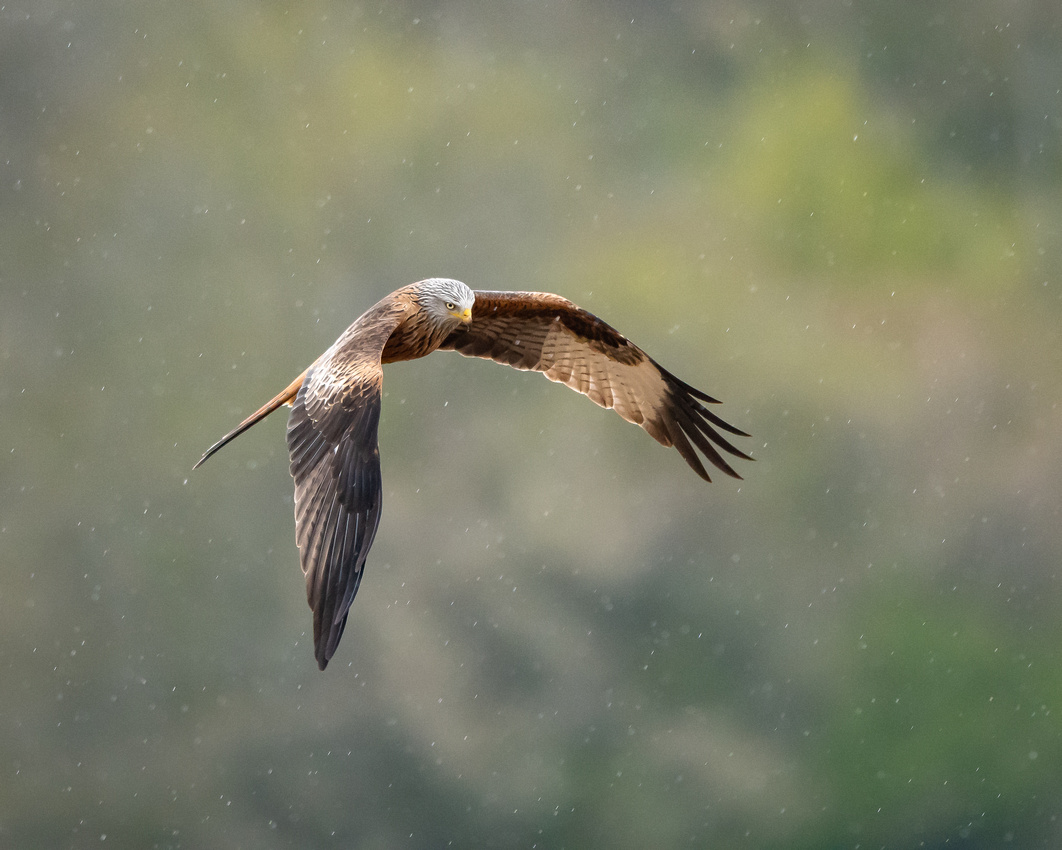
193,370,307,469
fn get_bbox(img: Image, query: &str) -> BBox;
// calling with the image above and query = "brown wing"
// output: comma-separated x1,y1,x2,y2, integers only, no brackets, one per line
286,307,404,670
438,290,751,481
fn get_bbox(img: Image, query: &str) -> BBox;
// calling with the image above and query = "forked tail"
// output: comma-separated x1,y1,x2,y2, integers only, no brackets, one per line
192,370,307,469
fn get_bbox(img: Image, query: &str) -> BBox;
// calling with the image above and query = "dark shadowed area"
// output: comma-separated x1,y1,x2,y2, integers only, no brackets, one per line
2,1,1061,847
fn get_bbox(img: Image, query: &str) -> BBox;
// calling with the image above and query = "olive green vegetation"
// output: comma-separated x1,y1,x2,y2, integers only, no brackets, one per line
2,1,1061,847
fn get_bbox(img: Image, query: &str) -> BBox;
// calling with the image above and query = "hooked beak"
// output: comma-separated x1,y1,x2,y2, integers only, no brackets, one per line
459,306,472,324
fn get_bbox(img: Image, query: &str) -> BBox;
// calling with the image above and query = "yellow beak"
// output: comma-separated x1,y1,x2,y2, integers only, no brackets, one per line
458,307,473,324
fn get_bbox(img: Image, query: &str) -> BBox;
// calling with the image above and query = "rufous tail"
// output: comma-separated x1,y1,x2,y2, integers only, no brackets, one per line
193,370,307,469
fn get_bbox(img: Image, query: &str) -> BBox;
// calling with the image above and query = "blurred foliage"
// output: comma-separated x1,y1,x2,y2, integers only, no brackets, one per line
2,0,1062,847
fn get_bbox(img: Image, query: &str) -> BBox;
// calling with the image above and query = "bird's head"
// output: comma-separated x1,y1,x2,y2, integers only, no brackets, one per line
416,278,475,326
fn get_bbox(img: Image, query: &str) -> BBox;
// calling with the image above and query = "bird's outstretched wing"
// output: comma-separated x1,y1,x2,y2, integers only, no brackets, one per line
286,324,398,670
439,290,752,481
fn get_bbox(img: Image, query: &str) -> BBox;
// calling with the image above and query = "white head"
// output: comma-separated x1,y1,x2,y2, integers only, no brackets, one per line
414,278,475,326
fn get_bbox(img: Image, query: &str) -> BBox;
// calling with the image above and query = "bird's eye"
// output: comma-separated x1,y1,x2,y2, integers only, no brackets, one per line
445,301,456,310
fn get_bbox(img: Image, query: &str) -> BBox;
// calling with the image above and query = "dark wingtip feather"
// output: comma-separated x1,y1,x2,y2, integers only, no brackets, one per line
695,400,752,438
660,373,752,481
662,411,712,482
313,607,348,670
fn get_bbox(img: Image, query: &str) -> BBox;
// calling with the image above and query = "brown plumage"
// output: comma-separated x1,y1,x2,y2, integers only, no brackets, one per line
194,279,751,669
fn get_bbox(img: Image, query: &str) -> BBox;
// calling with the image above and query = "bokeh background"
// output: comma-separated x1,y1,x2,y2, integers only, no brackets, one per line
3,1,1062,847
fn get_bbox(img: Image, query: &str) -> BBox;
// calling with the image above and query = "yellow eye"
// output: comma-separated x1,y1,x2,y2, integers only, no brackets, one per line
445,301,456,310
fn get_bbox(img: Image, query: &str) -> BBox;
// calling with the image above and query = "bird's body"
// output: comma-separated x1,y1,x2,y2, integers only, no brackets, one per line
195,279,751,669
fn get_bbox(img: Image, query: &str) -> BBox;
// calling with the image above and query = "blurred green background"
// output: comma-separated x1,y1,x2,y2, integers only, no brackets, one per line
3,1,1061,847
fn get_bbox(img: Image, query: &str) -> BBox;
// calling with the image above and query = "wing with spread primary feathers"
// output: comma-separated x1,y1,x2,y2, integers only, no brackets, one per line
439,290,752,481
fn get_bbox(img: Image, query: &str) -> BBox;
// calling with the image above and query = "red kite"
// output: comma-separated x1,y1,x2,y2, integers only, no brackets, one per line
195,279,751,668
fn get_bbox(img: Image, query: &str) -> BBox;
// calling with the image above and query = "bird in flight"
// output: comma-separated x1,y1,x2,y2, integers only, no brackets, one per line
194,279,751,669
